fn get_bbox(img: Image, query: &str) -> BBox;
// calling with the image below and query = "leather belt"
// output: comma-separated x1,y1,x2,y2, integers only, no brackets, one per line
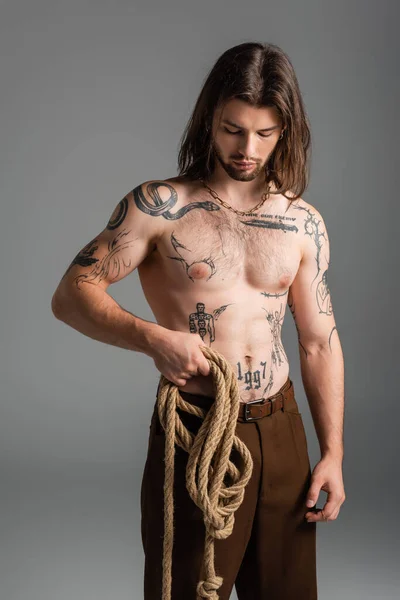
237,378,292,422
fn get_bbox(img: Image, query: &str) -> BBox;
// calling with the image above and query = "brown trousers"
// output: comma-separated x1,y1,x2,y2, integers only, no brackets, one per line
140,376,317,599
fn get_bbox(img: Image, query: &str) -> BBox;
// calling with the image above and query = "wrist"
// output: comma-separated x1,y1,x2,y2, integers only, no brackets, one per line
321,450,343,464
138,320,169,358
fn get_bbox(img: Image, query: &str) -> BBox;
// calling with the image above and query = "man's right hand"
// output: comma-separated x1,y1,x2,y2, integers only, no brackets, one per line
150,331,211,387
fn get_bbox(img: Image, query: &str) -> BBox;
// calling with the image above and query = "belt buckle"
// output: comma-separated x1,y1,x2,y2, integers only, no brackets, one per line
244,397,267,422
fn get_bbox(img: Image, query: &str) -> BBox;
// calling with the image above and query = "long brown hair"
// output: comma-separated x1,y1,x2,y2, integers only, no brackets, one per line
177,42,312,200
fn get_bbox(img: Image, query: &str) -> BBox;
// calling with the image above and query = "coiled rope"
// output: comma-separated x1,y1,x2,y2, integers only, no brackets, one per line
155,345,254,600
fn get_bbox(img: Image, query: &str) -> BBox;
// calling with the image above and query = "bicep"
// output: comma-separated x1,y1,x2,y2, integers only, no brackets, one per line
288,207,337,351
56,182,163,293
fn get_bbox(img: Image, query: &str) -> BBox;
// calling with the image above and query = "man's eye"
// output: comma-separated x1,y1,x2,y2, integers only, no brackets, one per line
223,127,272,139
224,127,240,135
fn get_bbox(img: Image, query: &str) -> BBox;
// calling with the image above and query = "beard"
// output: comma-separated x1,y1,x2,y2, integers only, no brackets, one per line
211,139,268,182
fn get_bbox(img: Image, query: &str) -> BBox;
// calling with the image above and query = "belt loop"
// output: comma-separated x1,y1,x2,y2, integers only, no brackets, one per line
280,391,285,412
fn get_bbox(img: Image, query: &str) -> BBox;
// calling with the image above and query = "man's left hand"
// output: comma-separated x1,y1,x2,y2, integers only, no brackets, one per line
304,456,346,522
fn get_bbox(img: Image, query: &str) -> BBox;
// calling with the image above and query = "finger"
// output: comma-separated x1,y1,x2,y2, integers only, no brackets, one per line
319,495,341,519
329,507,340,520
306,496,338,522
198,360,210,377
329,502,343,520
305,482,323,508
305,507,327,523
305,489,341,520
182,372,195,379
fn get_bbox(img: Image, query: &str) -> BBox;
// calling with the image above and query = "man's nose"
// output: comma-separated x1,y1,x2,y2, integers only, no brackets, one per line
237,134,256,158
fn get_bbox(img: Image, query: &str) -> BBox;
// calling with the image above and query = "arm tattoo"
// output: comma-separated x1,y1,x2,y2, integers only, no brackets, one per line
316,269,333,315
292,203,327,286
106,197,129,230
167,233,217,282
133,181,220,220
328,326,338,352
63,229,136,289
63,237,99,276
188,301,233,345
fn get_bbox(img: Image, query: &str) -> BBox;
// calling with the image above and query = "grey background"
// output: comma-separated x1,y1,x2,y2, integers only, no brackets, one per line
1,1,398,598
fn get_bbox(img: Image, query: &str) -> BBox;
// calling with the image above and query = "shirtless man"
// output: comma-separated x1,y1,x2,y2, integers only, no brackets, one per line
52,42,345,599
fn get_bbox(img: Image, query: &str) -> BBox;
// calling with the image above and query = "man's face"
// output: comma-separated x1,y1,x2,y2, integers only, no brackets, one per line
210,98,283,182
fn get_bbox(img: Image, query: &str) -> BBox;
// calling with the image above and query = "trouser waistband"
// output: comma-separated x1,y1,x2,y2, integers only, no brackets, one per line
177,376,296,423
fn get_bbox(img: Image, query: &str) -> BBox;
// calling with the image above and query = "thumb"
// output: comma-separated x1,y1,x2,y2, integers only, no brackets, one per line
197,357,211,377
306,482,322,507
196,346,210,376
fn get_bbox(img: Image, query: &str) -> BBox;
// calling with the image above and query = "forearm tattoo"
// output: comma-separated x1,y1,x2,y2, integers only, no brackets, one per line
133,181,220,220
167,233,217,282
188,301,233,344
62,229,136,289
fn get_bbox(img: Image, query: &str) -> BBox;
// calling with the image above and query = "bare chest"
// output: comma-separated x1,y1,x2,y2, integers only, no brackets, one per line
153,203,302,291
